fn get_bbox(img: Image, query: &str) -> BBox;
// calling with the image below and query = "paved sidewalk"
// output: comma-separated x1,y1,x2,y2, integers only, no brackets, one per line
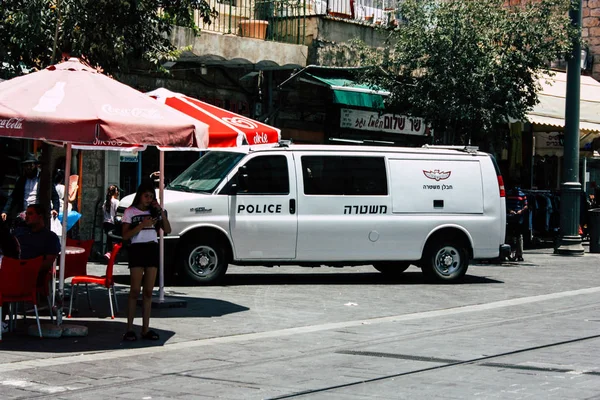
1,242,600,399
1,243,596,359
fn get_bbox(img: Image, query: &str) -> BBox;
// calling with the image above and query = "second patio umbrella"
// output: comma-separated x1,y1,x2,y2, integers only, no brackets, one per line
147,88,281,147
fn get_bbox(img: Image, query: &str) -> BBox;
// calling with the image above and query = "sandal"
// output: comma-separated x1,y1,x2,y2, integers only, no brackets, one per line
123,331,137,342
141,330,160,341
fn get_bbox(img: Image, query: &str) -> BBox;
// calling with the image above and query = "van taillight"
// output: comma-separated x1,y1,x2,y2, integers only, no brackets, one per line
498,175,506,197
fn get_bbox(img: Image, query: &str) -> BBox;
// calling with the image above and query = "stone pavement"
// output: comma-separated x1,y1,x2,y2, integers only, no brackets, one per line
0,244,599,398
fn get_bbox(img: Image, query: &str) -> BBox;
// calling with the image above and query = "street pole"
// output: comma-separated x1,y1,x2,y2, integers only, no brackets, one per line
555,0,584,255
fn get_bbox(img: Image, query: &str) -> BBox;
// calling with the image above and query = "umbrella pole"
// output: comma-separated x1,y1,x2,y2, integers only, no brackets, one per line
57,142,71,325
158,150,165,303
152,150,185,309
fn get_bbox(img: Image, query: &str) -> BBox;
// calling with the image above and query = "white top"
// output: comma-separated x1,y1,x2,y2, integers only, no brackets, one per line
103,198,119,224
23,175,39,211
55,184,73,214
122,206,159,244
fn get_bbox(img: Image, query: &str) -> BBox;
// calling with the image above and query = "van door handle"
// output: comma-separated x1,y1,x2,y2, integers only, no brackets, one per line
289,199,296,214
434,200,444,208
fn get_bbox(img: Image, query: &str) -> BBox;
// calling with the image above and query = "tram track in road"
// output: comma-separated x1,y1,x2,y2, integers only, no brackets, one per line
265,333,600,400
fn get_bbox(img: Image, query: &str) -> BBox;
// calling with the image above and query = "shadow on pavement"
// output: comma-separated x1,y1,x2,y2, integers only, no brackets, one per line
67,287,249,319
220,271,502,286
0,320,174,353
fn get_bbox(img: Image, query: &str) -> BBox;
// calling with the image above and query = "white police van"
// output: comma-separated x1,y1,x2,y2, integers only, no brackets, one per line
118,143,509,284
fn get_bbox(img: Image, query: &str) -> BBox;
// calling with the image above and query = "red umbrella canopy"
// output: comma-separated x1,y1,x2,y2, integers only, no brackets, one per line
147,88,281,147
0,58,209,149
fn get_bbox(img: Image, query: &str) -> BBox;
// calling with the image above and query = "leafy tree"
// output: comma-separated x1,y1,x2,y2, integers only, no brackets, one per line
0,0,216,77
353,0,577,147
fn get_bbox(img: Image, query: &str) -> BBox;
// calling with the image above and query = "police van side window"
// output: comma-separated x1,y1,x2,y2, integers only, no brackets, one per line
240,155,290,195
302,156,387,196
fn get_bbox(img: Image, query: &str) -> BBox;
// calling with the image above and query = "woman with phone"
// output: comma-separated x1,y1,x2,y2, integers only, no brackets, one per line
121,180,171,341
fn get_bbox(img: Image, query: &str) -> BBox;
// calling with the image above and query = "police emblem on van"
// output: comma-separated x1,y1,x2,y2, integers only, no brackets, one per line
190,207,212,213
423,169,451,181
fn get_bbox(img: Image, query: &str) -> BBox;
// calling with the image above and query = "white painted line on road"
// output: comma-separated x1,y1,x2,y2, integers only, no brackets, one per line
1,286,599,373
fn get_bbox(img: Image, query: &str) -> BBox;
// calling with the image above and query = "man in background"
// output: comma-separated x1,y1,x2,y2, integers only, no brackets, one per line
1,154,59,226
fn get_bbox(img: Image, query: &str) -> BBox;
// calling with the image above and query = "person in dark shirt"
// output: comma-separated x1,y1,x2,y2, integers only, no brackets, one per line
506,186,528,261
1,154,60,226
1,205,58,333
14,204,60,281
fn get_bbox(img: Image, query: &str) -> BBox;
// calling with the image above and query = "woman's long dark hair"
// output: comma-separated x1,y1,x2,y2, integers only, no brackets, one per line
131,179,155,209
104,185,119,213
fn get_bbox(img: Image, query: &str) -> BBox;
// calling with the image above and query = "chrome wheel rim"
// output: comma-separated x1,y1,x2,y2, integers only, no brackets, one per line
187,245,219,278
433,246,461,276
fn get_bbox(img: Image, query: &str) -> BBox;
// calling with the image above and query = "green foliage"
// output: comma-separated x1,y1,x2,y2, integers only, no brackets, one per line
352,0,578,146
0,0,216,78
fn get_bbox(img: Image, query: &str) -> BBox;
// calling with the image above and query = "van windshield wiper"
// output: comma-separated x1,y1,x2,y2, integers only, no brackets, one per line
167,184,192,192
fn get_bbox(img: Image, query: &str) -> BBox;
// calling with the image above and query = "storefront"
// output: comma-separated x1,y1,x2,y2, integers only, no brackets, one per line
277,66,431,146
502,72,600,192
524,71,600,193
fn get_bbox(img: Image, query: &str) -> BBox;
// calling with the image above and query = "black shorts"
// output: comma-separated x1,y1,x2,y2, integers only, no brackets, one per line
128,242,159,269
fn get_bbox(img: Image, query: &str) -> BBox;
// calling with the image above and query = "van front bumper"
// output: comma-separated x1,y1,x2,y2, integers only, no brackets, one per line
499,244,511,258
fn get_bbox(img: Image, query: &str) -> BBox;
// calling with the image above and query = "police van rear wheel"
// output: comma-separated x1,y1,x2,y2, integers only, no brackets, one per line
422,241,468,282
373,262,410,276
180,239,228,285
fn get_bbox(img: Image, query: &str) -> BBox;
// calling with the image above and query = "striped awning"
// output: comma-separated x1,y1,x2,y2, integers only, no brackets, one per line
527,72,600,132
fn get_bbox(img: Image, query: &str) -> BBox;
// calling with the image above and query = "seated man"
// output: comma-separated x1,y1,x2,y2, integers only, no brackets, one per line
1,204,58,332
14,204,61,272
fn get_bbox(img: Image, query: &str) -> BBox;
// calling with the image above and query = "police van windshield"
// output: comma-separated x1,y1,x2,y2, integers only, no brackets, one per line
167,151,245,193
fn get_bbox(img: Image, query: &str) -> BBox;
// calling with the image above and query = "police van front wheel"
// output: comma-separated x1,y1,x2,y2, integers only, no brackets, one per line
180,240,228,285
373,262,410,276
422,241,468,282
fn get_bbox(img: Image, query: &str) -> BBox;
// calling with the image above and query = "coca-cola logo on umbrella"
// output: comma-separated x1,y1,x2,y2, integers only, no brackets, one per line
0,118,24,130
102,104,164,120
253,132,269,144
223,116,258,130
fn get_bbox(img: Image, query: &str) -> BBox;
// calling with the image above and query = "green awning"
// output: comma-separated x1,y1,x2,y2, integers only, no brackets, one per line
306,74,389,109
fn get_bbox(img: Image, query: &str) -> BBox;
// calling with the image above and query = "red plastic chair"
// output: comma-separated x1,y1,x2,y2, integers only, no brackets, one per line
64,239,94,279
0,256,45,341
68,242,122,319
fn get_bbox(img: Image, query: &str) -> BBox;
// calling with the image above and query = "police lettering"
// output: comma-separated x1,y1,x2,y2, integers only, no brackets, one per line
238,204,282,214
343,205,387,215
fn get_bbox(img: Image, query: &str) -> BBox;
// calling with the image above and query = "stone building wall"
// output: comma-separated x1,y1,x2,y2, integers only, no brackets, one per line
583,0,600,79
506,0,600,80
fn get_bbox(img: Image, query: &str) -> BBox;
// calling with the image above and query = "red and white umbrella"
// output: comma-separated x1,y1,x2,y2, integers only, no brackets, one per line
0,59,208,148
0,58,210,320
147,88,281,147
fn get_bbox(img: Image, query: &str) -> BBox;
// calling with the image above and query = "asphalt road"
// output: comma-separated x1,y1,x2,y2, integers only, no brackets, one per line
1,245,600,399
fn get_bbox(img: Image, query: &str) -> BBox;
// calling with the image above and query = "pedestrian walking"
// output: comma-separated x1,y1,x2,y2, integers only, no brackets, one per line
102,185,119,261
121,180,171,341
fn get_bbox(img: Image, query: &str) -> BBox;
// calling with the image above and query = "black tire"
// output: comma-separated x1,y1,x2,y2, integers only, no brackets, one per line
373,262,410,276
421,240,469,282
180,238,228,285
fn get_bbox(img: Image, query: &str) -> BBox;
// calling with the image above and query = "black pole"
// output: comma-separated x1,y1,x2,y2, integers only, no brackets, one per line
555,0,584,255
